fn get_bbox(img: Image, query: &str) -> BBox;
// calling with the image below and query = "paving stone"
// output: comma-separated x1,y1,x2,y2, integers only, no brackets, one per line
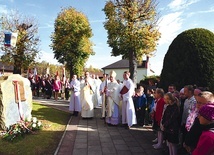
126,141,140,147
123,137,136,142
109,131,120,136
34,99,165,155
88,131,99,136
88,136,100,141
116,150,132,155
129,146,144,153
88,140,101,146
99,134,111,138
113,139,126,145
75,138,87,143
76,134,87,139
102,147,117,154
100,137,113,143
74,143,87,149
111,135,123,140
101,142,115,148
73,148,87,155
88,150,102,155
88,145,102,151
76,131,88,135
114,144,129,151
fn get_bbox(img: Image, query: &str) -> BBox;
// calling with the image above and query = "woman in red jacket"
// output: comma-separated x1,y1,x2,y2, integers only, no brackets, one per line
153,88,165,149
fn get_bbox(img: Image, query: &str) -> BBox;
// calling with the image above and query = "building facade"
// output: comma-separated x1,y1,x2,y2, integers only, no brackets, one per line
102,58,154,83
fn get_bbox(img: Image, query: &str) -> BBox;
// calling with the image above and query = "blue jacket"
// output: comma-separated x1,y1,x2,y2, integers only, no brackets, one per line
133,93,147,109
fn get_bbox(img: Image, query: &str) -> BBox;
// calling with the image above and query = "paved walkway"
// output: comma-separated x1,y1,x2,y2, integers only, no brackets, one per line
33,98,164,155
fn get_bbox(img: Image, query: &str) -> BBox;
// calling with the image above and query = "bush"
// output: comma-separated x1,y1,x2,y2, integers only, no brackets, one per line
159,28,214,92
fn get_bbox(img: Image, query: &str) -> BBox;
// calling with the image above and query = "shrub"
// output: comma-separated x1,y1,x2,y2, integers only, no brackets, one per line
159,28,214,92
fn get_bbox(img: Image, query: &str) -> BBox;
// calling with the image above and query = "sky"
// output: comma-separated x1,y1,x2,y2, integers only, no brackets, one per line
0,0,214,75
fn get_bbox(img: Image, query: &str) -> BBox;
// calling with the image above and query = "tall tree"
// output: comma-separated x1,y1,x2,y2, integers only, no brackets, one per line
0,11,40,74
103,0,160,84
51,7,94,78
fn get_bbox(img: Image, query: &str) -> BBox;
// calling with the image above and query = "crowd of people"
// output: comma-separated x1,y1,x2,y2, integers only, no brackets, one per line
28,73,71,101
150,85,214,155
28,70,214,155
68,70,138,128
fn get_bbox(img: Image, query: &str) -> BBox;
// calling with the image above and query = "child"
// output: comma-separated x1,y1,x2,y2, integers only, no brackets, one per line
162,92,180,155
152,88,165,149
192,103,214,155
133,86,147,126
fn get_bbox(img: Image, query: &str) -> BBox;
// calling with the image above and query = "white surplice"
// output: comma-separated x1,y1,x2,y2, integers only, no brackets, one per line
121,78,137,127
69,79,81,112
80,77,95,118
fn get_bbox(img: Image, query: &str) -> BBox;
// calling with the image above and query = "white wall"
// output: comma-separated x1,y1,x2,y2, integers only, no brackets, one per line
104,68,148,83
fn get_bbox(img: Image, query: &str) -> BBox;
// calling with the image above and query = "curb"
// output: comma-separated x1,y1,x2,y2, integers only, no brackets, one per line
54,115,73,155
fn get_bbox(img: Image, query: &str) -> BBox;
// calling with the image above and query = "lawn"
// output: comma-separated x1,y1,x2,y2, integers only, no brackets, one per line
0,102,70,155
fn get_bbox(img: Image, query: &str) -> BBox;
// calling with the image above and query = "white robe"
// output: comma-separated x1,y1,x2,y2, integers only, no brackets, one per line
106,81,120,117
100,80,109,117
69,79,81,112
92,79,102,107
121,78,137,127
96,78,102,107
80,78,95,118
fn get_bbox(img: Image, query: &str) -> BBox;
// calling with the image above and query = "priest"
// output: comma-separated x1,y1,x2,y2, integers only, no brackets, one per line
120,71,137,129
105,70,120,125
80,71,95,118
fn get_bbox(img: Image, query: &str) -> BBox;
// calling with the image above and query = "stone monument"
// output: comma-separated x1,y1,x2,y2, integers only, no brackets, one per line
0,74,32,130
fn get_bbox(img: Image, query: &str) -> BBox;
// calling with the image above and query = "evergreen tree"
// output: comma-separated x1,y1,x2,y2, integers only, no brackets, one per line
159,28,214,92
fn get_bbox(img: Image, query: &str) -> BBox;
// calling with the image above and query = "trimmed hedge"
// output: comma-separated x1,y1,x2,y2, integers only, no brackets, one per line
159,28,214,92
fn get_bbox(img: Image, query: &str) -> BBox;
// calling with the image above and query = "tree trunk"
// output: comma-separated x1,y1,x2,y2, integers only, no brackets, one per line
13,55,21,74
69,66,74,80
129,50,137,87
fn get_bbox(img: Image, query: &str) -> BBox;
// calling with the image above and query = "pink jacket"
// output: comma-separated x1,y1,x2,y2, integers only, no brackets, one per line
192,130,214,155
53,80,61,91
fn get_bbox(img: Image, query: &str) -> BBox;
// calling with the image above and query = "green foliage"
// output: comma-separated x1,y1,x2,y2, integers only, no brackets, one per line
140,75,160,85
159,28,214,92
0,11,40,74
103,0,160,84
51,7,94,77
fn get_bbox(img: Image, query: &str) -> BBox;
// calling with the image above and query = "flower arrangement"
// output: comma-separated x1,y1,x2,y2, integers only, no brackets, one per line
2,117,42,142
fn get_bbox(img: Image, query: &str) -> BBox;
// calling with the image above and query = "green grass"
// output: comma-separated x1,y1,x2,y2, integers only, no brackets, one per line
0,102,70,155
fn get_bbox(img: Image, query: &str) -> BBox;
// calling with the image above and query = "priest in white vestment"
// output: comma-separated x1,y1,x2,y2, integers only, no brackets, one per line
120,71,137,129
91,74,98,107
80,71,95,118
105,70,120,125
95,75,102,107
69,75,81,116
99,74,109,118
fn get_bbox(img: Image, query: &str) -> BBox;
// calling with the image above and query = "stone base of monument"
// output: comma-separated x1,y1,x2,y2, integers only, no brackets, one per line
0,74,32,130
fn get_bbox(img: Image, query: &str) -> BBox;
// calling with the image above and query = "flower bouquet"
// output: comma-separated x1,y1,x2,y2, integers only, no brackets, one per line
1,117,42,142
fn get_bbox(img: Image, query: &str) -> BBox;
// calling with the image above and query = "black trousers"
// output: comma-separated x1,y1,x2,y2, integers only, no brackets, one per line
65,88,70,100
136,107,146,126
